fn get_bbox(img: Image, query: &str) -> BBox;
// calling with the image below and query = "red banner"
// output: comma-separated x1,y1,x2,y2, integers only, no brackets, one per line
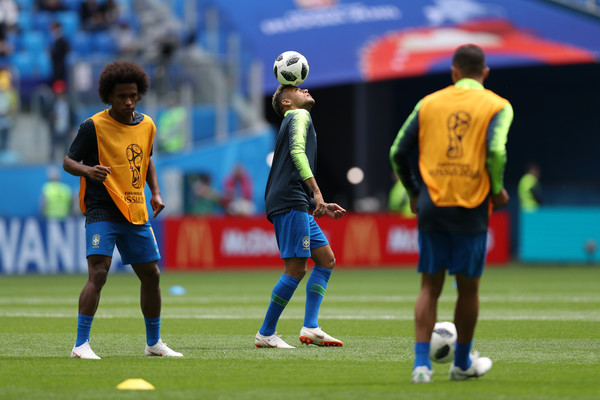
162,212,509,270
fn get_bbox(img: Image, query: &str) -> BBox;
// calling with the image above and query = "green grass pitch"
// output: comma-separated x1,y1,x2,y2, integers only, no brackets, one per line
0,265,599,399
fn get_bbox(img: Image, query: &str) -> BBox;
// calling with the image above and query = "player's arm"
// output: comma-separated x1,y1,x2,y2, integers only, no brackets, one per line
63,155,110,183
146,157,165,218
287,110,325,216
389,100,422,200
486,103,514,209
63,119,110,182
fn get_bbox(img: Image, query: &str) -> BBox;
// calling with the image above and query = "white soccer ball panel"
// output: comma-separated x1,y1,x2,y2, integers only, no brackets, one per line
429,321,457,364
273,51,309,86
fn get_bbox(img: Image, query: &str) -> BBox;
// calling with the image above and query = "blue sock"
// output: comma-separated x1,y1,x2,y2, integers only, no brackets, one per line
303,266,332,328
259,274,299,336
414,342,432,369
145,317,161,346
75,314,94,347
455,341,473,370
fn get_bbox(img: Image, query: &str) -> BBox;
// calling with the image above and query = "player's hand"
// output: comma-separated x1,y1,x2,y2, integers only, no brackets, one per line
150,193,165,218
312,192,326,218
324,203,346,220
492,188,509,211
87,165,111,182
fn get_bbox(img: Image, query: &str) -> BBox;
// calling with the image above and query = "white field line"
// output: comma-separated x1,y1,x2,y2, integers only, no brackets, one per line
0,295,599,305
1,312,599,321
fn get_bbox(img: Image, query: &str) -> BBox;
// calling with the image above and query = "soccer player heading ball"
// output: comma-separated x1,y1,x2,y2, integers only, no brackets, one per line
255,82,346,349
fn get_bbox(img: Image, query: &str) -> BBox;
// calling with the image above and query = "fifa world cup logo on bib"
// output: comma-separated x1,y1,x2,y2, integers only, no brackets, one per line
446,111,471,159
126,144,144,189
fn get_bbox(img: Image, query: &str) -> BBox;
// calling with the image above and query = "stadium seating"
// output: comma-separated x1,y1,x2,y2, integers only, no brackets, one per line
10,0,249,155
12,1,121,82
70,31,93,57
11,52,34,77
18,30,47,54
92,31,116,55
55,11,80,38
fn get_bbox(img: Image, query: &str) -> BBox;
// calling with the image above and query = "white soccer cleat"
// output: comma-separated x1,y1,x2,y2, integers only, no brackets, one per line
299,326,343,347
449,351,492,380
71,340,101,360
412,366,433,383
145,339,183,357
254,331,296,348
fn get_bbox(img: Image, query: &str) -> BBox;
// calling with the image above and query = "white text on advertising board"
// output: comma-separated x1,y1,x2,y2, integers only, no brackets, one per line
0,217,124,275
386,226,419,254
220,228,279,257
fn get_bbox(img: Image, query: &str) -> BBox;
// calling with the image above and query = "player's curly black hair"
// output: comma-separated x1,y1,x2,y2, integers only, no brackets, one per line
98,61,150,104
271,84,294,118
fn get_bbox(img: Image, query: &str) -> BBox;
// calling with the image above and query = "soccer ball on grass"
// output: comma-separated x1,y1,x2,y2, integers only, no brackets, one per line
273,51,309,86
429,321,457,364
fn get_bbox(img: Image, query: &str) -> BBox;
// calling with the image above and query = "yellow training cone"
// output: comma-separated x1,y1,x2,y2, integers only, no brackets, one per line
116,379,155,390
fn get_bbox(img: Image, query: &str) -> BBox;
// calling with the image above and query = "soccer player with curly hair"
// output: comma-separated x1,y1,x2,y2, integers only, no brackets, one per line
64,61,182,359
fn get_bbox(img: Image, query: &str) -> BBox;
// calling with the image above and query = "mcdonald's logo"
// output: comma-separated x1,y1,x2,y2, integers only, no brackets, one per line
343,217,381,264
176,219,214,268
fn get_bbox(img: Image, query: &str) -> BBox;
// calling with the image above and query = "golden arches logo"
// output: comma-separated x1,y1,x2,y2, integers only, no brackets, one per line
343,217,381,264
175,219,214,268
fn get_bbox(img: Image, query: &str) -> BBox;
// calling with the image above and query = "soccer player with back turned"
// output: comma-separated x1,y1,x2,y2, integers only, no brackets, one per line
255,85,346,348
64,61,182,359
390,44,513,382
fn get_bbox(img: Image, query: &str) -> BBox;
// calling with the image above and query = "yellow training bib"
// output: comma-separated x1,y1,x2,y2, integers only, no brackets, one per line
79,110,156,224
418,85,508,208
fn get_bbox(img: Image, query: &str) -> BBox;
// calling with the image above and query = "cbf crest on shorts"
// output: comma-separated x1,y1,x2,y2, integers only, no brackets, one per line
92,234,101,248
302,236,310,251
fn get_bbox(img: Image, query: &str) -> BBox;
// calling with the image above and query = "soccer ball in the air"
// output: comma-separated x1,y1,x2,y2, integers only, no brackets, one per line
273,51,309,86
429,321,457,363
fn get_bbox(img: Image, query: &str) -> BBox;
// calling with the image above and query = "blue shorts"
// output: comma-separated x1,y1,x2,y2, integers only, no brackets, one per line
418,231,487,278
86,221,161,265
272,209,329,258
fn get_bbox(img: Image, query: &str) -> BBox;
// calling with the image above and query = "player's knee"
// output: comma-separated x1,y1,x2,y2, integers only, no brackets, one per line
290,265,308,279
322,254,336,270
89,268,109,289
87,258,110,288
138,265,161,285
455,274,479,294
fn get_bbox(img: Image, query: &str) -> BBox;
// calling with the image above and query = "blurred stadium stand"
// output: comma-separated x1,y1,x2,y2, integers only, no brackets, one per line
3,0,268,160
0,0,272,222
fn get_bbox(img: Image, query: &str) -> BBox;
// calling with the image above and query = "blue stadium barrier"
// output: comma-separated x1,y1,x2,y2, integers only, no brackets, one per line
190,106,239,143
519,208,600,264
